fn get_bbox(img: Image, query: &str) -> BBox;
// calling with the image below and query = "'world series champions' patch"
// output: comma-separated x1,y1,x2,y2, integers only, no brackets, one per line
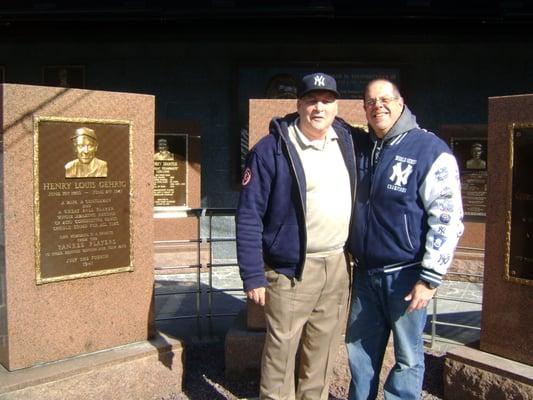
242,167,252,186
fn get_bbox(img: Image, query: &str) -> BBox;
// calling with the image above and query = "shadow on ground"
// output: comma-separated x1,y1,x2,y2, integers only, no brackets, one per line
170,339,446,400
182,341,259,400
422,352,445,399
155,280,246,341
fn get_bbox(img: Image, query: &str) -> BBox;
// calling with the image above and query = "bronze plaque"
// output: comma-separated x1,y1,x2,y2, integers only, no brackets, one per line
154,134,187,207
505,125,533,285
34,117,133,284
451,137,488,217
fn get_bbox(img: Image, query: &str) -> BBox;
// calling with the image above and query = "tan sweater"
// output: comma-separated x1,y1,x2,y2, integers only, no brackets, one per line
288,120,351,256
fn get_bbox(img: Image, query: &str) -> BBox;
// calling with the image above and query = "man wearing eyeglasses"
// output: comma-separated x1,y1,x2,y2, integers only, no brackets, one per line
237,73,356,399
346,79,464,400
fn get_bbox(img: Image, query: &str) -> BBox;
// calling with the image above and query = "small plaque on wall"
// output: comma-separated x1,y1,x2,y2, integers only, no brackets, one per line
154,134,187,208
505,124,533,285
34,116,133,284
451,137,488,217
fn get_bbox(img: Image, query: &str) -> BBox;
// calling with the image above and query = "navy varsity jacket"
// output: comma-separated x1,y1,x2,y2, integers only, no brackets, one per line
348,106,464,287
236,113,357,292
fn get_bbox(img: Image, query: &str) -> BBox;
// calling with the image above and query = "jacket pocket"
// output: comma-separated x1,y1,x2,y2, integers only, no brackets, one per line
403,214,415,250
264,225,283,251
268,224,300,263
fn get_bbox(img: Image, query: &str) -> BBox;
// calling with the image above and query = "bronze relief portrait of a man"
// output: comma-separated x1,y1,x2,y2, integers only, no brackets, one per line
65,127,108,178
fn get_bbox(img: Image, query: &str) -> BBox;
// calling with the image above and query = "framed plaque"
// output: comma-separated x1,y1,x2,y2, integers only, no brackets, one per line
504,124,533,285
33,116,133,284
42,65,85,89
451,137,488,218
154,133,188,209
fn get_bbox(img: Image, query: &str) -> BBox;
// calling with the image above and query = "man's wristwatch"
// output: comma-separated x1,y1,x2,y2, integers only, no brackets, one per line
422,280,438,290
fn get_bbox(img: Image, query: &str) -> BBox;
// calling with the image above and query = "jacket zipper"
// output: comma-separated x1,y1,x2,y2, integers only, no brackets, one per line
342,134,357,233
348,135,357,209
282,124,355,279
365,139,384,267
281,133,307,279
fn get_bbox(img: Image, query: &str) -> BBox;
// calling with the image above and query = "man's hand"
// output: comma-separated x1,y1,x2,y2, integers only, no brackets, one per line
246,287,266,306
404,280,437,313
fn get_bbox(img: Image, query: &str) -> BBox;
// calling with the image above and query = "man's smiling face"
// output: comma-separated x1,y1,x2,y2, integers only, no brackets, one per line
364,80,404,138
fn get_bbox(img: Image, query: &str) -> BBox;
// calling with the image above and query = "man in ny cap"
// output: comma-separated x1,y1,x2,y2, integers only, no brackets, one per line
65,127,108,178
236,73,356,399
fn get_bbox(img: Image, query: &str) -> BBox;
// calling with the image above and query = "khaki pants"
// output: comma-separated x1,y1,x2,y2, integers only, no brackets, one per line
260,251,350,400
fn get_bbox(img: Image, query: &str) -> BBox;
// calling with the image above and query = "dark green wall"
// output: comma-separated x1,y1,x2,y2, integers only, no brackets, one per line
2,29,532,207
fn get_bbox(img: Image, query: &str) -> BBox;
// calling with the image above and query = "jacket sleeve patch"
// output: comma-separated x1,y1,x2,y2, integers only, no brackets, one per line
242,167,252,186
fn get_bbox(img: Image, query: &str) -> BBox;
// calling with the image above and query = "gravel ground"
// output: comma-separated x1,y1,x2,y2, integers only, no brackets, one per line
162,341,445,400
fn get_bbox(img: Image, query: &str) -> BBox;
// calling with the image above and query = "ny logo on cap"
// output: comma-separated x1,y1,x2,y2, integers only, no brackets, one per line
314,74,325,87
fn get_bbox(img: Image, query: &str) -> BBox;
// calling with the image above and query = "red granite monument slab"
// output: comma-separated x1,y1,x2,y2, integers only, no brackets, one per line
154,120,201,242
153,120,202,274
0,84,155,371
443,95,533,398
444,345,533,399
480,95,533,366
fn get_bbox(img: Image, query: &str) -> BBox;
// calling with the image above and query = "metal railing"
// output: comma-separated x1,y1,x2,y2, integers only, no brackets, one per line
426,270,483,349
205,208,243,335
154,208,241,339
154,208,484,346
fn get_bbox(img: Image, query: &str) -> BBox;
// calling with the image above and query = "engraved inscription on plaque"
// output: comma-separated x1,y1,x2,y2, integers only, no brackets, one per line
451,137,488,217
505,125,533,285
34,117,133,284
154,134,187,207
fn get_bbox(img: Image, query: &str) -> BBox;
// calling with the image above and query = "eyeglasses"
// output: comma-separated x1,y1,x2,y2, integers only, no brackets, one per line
364,96,399,107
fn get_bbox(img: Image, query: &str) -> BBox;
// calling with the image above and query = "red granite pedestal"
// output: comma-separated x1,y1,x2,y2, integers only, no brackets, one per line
0,84,184,399
153,120,203,274
444,95,533,399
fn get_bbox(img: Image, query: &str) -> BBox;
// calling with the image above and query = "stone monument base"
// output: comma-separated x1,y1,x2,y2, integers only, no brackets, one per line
444,345,533,400
446,249,484,283
0,332,184,400
225,310,265,379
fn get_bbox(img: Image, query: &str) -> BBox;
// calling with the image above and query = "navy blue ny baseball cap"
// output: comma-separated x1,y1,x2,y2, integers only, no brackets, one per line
297,72,340,98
